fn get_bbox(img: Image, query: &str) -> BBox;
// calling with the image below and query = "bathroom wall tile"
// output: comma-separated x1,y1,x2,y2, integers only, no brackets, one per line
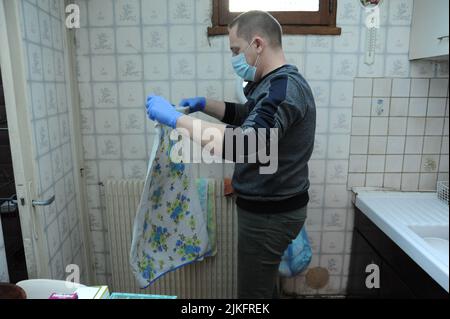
352,98,371,116
308,185,325,208
141,0,167,25
406,117,426,135
283,35,306,52
388,0,413,26
330,81,354,107
349,155,367,173
97,136,121,160
405,136,424,154
370,117,388,135
198,81,223,101
143,54,169,80
142,26,168,53
427,98,447,117
401,173,420,191
358,54,385,78
441,136,449,154
391,78,411,97
197,53,222,80
422,136,442,154
410,79,430,97
116,27,142,54
425,118,445,135
332,55,358,80
421,154,440,173
98,160,123,181
88,0,114,27
403,155,422,172
320,254,343,275
373,79,392,97
351,117,370,136
171,54,196,80
169,25,196,52
408,98,428,117
347,173,366,189
82,136,97,160
365,173,383,187
419,173,438,191
28,43,44,81
390,98,409,116
334,27,360,53
386,136,406,154
305,208,323,231
327,135,350,159
385,55,409,78
145,81,170,99
118,55,142,80
321,232,345,254
123,160,147,179
115,0,140,26
306,36,332,53
368,136,387,155
354,78,373,97
170,81,197,104
371,98,390,117
386,27,410,54
91,55,117,81
329,109,352,134
23,1,40,42
388,117,407,136
439,155,449,172
411,61,435,78
429,79,449,98
169,0,195,24
118,82,144,108
305,54,331,80
326,160,349,184
93,83,118,108
121,135,146,159
350,136,369,154
367,155,386,173
120,109,145,134
337,0,361,25
309,160,326,184
90,28,115,54
384,173,402,189
385,155,404,173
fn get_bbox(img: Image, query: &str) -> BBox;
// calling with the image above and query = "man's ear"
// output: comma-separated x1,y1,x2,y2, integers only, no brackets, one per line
253,36,265,53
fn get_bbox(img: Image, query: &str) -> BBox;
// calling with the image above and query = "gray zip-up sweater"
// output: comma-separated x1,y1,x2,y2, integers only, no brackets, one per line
222,64,316,214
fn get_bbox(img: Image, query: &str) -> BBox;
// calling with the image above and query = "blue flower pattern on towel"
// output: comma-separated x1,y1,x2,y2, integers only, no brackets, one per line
130,125,210,287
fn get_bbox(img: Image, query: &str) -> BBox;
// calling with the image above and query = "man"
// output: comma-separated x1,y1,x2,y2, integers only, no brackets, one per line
146,11,316,299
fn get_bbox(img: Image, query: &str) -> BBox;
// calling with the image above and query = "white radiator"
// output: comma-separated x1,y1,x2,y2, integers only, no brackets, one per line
105,179,238,298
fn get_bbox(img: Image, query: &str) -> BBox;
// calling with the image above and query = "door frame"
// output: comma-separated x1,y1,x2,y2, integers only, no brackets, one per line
0,0,94,284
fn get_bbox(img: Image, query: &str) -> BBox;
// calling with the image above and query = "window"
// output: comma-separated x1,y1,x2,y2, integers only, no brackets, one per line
208,0,341,36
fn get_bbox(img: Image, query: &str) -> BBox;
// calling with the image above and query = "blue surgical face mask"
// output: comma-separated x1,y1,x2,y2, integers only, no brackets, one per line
231,40,260,82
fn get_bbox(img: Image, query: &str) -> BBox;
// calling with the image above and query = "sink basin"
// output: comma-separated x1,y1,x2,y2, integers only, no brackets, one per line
408,225,449,264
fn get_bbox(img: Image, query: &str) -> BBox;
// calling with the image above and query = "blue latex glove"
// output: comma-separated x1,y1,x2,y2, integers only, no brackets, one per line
146,95,183,128
179,97,206,113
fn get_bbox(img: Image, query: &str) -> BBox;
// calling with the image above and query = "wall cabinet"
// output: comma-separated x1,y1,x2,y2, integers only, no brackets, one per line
409,0,449,60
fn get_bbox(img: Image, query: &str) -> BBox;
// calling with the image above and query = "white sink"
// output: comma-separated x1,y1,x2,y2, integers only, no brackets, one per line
408,225,449,265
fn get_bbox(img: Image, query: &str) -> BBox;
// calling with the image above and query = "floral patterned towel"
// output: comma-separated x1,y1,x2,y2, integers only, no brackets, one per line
130,125,212,288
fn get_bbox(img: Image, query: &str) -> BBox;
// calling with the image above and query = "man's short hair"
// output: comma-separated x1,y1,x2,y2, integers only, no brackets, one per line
229,10,283,48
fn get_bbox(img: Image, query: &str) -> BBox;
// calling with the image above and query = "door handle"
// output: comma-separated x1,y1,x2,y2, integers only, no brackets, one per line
437,35,449,41
32,195,55,207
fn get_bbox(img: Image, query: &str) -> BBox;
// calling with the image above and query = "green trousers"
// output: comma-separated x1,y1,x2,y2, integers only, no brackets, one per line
237,205,307,299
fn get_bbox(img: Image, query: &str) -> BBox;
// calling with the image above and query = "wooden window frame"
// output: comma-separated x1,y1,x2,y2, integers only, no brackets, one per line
208,0,341,36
